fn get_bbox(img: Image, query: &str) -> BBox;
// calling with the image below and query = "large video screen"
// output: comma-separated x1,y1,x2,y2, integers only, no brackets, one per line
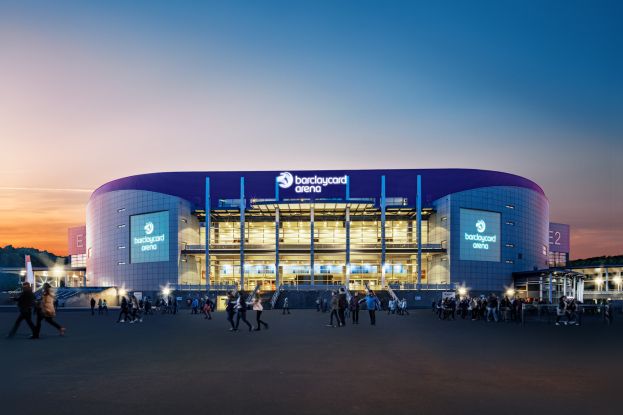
130,211,169,263
459,208,501,262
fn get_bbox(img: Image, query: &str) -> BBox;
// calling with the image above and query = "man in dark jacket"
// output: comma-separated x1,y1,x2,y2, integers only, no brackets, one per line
349,293,360,324
337,288,348,327
7,282,36,338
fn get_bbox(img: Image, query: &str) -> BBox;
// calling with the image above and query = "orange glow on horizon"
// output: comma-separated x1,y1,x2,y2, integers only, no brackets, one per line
0,188,90,256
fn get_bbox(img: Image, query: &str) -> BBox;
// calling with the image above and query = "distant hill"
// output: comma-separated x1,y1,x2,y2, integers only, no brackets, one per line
569,255,623,267
0,245,68,268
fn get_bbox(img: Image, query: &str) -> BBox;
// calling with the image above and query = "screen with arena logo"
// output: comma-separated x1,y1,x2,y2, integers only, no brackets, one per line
130,211,169,263
459,208,501,262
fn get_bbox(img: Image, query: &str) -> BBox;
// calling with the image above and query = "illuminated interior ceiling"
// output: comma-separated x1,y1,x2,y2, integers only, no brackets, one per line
194,202,433,220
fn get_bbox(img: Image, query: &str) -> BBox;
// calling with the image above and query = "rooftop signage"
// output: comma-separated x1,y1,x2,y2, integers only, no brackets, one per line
277,171,348,194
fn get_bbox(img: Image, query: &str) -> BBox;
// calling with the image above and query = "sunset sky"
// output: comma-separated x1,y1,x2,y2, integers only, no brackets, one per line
0,1,621,258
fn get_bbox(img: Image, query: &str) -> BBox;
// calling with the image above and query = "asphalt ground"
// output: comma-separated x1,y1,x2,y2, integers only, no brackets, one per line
1,309,622,415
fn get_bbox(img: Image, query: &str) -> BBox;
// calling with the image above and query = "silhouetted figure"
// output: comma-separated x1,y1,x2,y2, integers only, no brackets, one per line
7,282,36,339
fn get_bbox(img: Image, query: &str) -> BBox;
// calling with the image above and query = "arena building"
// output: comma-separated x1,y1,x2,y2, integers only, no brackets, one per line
85,169,553,298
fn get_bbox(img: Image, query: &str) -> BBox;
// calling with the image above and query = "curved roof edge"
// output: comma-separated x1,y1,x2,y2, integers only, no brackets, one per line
91,168,546,209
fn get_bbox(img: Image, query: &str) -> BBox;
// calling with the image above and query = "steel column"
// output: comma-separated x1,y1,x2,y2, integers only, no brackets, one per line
381,175,386,287
275,207,280,288
240,177,245,289
346,175,350,200
205,177,211,291
345,207,350,287
310,206,315,285
416,174,422,288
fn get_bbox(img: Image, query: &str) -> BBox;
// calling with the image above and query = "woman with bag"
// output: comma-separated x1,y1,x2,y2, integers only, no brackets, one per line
33,283,65,338
252,295,269,331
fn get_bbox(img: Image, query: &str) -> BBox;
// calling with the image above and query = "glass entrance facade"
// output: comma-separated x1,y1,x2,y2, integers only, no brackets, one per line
185,201,444,290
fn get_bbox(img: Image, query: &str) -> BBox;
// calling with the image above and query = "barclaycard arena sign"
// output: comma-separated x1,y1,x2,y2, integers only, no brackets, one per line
277,171,347,194
459,208,501,262
130,211,169,263
464,219,497,250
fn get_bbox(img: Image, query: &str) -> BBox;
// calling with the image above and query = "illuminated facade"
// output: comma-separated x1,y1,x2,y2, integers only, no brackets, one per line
86,169,550,294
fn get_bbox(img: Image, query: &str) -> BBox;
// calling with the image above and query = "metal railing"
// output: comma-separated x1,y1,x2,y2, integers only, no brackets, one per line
270,286,282,309
280,283,345,291
387,283,454,291
182,243,445,251
247,283,261,302
386,285,400,302
344,285,352,303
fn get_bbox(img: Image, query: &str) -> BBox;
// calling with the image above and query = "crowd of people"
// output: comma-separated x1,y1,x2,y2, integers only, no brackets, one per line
7,282,619,339
433,294,523,323
322,288,382,327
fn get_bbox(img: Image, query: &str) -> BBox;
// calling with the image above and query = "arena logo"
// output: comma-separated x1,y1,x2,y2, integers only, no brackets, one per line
134,222,165,252
464,219,496,250
277,171,347,194
144,221,154,235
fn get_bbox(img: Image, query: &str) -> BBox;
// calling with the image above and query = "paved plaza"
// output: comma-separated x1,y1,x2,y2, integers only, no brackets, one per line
1,309,622,415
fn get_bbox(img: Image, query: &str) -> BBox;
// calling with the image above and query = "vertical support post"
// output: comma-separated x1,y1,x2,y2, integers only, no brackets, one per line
563,275,567,296
381,175,386,288
275,207,280,288
548,272,553,303
539,276,543,302
345,175,350,200
605,268,609,293
578,279,584,302
240,177,245,289
416,174,422,289
310,206,315,286
205,177,211,291
345,206,350,288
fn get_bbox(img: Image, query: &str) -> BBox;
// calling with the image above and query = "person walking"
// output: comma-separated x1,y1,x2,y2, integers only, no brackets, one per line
235,290,252,332
337,288,348,327
315,297,321,312
282,297,290,315
555,296,567,326
33,283,65,338
97,298,103,315
203,297,213,320
102,299,108,315
349,293,360,324
130,293,142,323
401,298,410,316
117,296,130,323
226,292,237,331
252,296,269,331
90,297,96,315
486,293,499,322
326,291,339,327
360,291,380,326
7,282,36,339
